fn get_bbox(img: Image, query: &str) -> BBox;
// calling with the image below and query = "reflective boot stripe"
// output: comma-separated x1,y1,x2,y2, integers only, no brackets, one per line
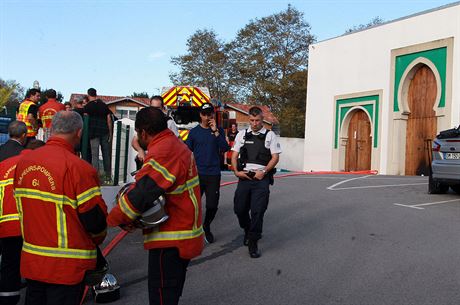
0,291,21,296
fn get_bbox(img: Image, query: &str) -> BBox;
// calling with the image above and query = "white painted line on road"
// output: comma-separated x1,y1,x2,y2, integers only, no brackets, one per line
332,183,426,191
393,198,460,210
278,176,346,180
327,175,371,190
393,203,425,210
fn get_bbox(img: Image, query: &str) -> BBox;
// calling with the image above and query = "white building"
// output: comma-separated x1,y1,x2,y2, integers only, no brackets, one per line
304,2,460,175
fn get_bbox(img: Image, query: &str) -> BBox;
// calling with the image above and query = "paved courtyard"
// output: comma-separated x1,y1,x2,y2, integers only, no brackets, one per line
18,172,460,304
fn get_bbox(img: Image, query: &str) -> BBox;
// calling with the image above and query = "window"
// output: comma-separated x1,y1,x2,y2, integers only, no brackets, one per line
116,106,138,121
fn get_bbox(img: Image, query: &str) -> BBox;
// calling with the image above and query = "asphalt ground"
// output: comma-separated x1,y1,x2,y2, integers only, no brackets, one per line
18,173,460,305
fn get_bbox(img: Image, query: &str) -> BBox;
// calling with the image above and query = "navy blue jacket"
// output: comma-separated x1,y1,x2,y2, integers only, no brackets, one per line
186,125,229,176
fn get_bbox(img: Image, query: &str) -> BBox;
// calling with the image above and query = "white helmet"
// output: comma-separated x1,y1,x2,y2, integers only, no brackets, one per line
92,274,120,303
116,183,169,229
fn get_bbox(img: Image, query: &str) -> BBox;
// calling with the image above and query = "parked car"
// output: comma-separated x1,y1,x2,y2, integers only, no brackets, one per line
430,126,460,194
0,115,13,145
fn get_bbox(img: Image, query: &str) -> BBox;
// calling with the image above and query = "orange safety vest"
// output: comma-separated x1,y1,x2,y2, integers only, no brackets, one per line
16,100,37,137
0,152,29,238
14,137,107,284
108,129,204,259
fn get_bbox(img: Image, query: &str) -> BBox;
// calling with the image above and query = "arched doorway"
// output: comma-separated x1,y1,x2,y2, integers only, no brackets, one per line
405,65,437,175
345,110,371,171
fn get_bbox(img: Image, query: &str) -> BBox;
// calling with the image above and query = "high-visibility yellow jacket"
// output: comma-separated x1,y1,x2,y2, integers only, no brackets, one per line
108,129,204,260
14,137,108,285
16,99,38,137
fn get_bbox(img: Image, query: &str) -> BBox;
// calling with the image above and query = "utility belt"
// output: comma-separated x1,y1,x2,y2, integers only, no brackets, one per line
237,161,276,185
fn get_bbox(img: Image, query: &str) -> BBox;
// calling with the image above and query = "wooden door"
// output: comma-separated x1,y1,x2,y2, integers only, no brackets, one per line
405,66,437,176
345,110,372,171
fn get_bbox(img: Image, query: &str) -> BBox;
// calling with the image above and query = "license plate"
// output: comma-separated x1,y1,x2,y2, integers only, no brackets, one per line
445,152,460,159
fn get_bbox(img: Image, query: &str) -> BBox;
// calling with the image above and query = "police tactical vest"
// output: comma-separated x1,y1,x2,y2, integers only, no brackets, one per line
240,129,272,166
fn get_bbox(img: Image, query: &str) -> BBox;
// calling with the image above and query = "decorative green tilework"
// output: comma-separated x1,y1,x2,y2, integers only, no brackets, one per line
334,95,379,149
394,47,447,112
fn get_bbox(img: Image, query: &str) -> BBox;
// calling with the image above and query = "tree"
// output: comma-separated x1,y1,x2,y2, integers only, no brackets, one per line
170,29,233,102
38,89,64,106
170,5,314,137
227,5,314,137
345,17,384,34
131,92,149,98
0,79,24,116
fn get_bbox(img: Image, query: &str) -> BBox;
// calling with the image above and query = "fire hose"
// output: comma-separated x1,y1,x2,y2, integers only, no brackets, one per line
80,169,376,304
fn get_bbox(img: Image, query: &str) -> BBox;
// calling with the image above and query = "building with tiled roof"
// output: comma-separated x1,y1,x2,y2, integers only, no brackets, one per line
69,93,150,120
224,103,280,134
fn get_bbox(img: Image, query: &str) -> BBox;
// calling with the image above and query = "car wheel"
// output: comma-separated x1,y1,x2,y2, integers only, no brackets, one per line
450,185,460,195
428,173,449,194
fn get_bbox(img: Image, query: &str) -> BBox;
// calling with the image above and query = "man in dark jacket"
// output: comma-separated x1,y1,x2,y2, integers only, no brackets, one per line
0,121,27,162
186,103,229,243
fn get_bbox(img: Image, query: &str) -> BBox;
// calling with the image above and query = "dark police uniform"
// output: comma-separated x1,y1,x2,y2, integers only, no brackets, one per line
232,127,281,256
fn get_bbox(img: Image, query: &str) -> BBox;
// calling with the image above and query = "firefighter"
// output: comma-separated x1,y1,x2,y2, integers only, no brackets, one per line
16,88,40,142
38,89,65,142
108,107,203,305
14,111,108,305
231,106,281,258
0,139,44,305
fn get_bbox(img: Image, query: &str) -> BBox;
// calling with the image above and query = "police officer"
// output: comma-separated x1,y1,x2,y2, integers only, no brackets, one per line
231,106,281,258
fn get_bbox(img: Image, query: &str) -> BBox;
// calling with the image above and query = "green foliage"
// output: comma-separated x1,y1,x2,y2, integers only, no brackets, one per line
37,89,64,106
170,5,315,137
131,92,149,98
170,29,232,102
0,79,24,115
345,16,384,34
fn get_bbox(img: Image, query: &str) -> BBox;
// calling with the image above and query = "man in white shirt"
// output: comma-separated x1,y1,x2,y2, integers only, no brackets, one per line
231,106,281,258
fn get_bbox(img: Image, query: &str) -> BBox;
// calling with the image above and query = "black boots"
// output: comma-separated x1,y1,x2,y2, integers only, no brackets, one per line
203,209,218,244
243,229,249,246
203,225,214,244
248,239,261,258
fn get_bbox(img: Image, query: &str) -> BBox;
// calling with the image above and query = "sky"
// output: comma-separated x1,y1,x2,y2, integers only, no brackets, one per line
0,0,457,100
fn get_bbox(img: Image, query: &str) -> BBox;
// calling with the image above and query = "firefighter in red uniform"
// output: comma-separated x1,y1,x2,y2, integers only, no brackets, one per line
0,139,44,305
108,107,203,305
38,89,65,142
14,111,108,305
16,88,40,142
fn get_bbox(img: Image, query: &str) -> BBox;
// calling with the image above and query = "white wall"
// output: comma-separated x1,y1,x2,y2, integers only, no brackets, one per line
304,4,460,173
111,118,137,184
278,137,304,171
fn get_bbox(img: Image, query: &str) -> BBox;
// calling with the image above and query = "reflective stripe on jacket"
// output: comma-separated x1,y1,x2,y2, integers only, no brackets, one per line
16,100,37,137
108,129,204,260
0,153,26,238
14,137,108,285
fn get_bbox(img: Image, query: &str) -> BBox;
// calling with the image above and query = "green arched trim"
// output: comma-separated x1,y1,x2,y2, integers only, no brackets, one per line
335,95,379,149
394,47,447,112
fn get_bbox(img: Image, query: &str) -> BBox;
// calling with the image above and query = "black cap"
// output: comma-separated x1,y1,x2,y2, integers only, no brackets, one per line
200,103,214,114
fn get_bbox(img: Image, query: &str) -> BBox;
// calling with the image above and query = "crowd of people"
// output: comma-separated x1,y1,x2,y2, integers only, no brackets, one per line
0,87,281,305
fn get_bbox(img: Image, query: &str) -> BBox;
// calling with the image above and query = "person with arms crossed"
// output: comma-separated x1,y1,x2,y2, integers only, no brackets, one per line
186,103,229,243
108,107,203,305
231,106,281,258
